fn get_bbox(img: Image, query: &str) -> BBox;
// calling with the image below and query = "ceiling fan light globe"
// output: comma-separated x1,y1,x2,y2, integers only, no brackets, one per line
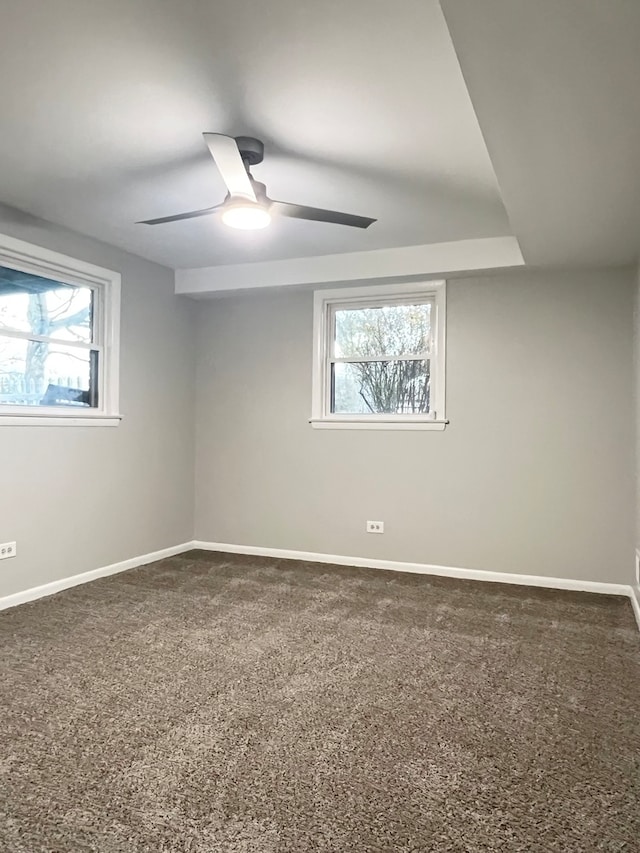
222,204,271,230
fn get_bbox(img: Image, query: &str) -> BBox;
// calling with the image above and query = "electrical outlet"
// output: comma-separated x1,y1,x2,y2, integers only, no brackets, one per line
366,521,384,534
0,541,16,560
635,550,640,586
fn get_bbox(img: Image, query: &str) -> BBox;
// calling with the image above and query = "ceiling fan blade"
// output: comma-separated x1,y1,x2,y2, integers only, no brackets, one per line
269,201,376,229
137,203,225,225
203,133,257,202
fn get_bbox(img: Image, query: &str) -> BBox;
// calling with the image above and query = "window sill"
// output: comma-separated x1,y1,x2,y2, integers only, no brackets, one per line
0,414,122,427
309,418,448,431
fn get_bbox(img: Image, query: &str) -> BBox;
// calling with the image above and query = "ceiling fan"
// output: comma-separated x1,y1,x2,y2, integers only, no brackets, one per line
138,134,376,231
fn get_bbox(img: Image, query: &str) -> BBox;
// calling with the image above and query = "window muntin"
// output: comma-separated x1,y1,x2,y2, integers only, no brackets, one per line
312,282,446,428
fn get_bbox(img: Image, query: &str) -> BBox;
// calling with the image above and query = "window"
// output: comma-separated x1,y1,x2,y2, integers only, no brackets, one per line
0,234,120,426
311,281,446,430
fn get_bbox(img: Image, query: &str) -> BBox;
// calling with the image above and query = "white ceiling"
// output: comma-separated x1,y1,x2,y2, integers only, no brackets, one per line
441,0,640,267
0,0,509,269
0,0,638,272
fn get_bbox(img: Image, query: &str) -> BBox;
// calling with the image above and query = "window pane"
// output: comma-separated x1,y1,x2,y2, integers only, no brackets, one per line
332,359,430,414
0,266,93,343
0,335,97,408
334,302,431,358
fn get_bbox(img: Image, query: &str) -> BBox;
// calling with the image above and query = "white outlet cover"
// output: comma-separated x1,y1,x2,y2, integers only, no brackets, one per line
366,521,384,534
0,541,17,560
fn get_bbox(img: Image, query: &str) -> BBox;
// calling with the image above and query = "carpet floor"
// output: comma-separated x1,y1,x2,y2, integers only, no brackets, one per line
1,551,639,852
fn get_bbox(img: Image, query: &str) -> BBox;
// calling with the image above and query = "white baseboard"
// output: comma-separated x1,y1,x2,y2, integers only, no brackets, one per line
3,540,639,635
0,542,193,613
192,540,634,598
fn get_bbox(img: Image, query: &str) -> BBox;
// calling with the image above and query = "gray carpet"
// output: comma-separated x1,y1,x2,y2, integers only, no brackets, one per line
1,550,639,852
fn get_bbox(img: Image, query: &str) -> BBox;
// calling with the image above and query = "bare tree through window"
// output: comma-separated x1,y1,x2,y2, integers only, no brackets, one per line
0,270,94,407
332,303,431,415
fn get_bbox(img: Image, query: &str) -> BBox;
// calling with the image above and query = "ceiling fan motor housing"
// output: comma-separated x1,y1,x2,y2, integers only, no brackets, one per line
235,136,264,167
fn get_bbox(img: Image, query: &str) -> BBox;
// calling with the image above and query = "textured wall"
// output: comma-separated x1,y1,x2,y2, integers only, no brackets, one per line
194,268,635,584
0,204,196,597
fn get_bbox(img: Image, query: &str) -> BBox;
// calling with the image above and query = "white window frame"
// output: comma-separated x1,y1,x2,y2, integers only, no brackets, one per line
311,280,447,430
0,233,121,427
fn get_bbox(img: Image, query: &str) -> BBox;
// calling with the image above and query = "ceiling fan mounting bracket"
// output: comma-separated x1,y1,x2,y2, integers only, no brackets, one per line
234,136,264,167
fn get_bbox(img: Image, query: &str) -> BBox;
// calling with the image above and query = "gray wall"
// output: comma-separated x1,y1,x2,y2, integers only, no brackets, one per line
194,268,635,584
635,261,640,572
0,204,195,598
